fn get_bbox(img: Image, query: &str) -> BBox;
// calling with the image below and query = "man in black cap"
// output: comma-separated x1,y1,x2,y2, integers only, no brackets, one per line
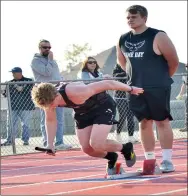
1,67,35,146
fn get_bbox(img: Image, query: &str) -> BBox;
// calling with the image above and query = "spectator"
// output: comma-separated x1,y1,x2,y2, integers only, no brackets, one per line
77,56,111,81
1,67,35,146
30,39,72,150
77,56,103,80
112,64,138,143
176,64,187,132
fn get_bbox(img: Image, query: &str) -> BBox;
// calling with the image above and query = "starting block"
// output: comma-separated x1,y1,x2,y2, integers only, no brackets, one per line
105,162,141,180
104,160,158,180
141,159,157,175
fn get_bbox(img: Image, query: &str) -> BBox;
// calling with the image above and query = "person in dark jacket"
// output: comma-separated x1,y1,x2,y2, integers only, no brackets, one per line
113,64,138,143
1,67,35,146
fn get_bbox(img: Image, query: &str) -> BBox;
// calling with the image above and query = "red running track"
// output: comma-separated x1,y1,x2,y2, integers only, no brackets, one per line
1,139,187,195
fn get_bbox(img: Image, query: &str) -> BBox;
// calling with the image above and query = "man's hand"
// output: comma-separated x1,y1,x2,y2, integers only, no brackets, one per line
129,86,144,95
48,51,53,60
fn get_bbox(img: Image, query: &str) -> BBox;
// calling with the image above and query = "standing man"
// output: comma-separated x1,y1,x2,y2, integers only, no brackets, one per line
112,64,138,143
116,5,179,172
176,64,187,132
31,39,72,150
1,67,35,146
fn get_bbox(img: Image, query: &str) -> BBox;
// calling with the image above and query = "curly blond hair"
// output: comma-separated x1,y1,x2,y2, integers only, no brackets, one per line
31,83,57,109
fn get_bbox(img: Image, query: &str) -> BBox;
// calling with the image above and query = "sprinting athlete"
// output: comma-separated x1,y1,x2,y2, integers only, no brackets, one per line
32,80,144,175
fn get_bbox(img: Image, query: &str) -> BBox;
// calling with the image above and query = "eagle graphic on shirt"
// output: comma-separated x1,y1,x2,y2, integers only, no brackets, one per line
125,40,145,52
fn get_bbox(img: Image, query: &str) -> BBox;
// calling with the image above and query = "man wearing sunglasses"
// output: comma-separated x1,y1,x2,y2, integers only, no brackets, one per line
30,39,72,150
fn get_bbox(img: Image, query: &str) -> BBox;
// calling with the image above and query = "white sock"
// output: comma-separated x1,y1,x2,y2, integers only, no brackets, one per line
144,151,155,160
162,149,172,162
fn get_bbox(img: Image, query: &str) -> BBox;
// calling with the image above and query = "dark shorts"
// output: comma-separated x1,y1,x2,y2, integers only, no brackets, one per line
129,87,173,122
74,96,118,129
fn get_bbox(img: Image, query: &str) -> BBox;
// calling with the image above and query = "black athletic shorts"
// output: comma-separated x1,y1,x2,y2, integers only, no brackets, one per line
74,96,118,129
128,87,173,122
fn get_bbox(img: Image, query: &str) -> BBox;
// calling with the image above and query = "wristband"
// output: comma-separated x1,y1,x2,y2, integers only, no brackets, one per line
128,86,133,93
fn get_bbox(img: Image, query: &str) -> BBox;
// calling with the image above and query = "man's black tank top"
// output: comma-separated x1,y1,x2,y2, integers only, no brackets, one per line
119,27,173,88
56,83,111,114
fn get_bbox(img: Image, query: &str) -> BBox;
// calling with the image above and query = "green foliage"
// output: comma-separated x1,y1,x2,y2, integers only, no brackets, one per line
64,43,92,69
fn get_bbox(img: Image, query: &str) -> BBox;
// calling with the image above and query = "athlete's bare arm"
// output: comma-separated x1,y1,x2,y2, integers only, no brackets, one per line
116,43,127,71
44,108,57,150
66,80,144,105
87,80,143,96
154,32,179,77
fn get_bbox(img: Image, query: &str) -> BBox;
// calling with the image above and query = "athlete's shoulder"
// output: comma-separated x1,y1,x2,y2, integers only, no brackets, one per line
148,27,166,35
55,82,67,91
119,31,132,47
120,31,132,39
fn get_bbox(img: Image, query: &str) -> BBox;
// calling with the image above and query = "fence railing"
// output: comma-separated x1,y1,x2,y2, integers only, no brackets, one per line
0,74,187,156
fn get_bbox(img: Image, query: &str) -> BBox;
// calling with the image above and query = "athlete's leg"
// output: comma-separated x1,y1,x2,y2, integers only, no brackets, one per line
76,125,106,158
76,125,118,170
90,124,122,152
90,124,136,168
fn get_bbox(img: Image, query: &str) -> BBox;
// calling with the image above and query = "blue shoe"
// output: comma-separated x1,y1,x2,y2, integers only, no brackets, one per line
160,160,175,173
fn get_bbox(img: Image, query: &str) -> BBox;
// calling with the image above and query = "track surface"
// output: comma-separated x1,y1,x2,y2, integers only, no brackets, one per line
1,139,187,195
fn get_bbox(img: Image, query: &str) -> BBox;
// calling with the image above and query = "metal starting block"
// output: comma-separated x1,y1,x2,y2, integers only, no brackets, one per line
105,162,141,180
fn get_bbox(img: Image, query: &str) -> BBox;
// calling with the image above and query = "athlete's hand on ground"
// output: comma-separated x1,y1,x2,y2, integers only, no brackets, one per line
130,86,144,95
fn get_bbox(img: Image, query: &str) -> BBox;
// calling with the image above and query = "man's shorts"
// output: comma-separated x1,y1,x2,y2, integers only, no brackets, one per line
74,96,118,129
129,87,173,122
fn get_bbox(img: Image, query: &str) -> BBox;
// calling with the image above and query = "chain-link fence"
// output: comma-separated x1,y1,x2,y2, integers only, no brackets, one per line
1,73,187,156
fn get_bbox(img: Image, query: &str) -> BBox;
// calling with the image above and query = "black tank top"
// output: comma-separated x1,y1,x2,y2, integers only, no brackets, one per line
56,83,79,108
56,83,111,114
119,27,173,88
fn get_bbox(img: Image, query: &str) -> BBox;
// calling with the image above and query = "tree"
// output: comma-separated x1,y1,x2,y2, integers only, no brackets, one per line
64,43,92,71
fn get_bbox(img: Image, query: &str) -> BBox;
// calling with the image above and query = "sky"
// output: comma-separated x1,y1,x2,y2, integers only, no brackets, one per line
1,1,187,82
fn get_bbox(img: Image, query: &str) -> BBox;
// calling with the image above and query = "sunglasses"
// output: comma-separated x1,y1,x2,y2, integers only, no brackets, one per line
41,46,51,49
87,61,97,64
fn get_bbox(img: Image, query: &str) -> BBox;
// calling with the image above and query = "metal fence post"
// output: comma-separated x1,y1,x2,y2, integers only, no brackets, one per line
6,83,16,154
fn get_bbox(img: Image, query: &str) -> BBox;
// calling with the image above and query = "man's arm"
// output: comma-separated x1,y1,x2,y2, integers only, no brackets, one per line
31,58,53,77
116,43,127,72
87,80,144,96
176,83,186,100
156,32,179,77
45,108,57,150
